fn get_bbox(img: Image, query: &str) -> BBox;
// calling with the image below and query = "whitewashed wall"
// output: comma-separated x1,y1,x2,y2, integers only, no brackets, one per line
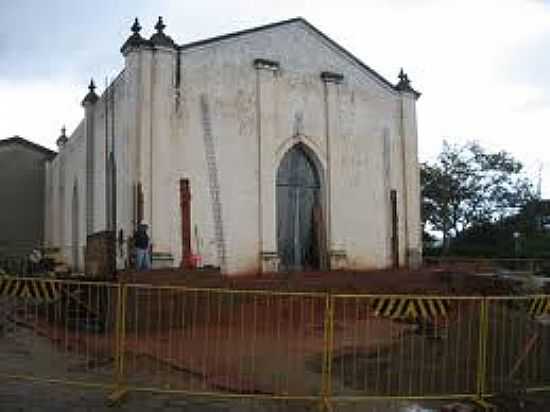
45,121,86,270
163,20,421,273
45,72,133,271
46,19,421,274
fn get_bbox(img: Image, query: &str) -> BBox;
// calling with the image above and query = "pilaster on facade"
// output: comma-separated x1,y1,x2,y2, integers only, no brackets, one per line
396,69,422,268
120,42,153,260
122,46,143,234
82,80,99,236
150,46,177,265
321,70,345,269
254,58,280,272
400,94,422,268
44,162,52,247
121,17,179,267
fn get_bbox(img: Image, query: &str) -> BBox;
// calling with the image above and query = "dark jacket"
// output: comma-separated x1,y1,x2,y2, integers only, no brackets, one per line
134,229,149,250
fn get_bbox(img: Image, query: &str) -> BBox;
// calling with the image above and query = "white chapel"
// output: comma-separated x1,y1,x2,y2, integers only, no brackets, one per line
45,17,422,275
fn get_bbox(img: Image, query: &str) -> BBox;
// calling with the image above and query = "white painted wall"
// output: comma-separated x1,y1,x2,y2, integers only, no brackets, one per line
164,20,421,273
45,72,133,271
45,120,86,270
46,19,421,274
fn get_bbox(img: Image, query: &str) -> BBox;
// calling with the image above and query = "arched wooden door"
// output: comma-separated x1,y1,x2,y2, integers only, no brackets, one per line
276,144,323,271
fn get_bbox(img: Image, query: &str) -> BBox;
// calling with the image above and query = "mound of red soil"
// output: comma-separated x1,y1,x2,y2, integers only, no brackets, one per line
118,266,521,296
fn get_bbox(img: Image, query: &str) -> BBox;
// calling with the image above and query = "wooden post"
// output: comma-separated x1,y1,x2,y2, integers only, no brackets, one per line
390,190,399,268
136,182,144,226
180,179,191,268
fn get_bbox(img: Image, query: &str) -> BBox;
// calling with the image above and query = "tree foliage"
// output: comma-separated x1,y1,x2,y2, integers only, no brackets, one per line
421,141,535,250
443,199,550,258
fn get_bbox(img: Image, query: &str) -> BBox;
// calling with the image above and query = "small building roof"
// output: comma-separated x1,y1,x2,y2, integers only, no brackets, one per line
0,136,57,159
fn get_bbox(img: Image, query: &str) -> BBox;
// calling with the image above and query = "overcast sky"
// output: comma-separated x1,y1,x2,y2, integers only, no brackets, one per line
1,0,549,195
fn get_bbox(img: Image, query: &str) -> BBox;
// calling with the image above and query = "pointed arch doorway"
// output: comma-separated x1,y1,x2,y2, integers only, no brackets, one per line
276,144,326,272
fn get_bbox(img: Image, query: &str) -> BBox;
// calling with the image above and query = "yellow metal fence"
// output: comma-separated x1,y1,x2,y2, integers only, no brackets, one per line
2,276,550,407
0,278,119,388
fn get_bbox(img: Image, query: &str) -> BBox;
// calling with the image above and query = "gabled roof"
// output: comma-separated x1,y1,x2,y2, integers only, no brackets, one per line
0,136,57,159
178,17,411,95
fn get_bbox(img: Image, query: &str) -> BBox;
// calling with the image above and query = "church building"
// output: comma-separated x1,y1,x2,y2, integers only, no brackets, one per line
44,17,422,275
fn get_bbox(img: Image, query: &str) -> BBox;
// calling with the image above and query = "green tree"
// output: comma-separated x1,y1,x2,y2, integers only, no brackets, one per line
448,199,550,259
421,141,535,252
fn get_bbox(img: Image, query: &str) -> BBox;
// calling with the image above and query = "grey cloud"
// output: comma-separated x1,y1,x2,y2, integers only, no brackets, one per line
500,32,550,109
0,0,150,80
515,95,550,112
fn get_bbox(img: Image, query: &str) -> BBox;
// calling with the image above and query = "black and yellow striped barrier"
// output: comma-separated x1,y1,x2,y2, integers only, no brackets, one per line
371,297,451,320
0,276,61,303
528,297,550,317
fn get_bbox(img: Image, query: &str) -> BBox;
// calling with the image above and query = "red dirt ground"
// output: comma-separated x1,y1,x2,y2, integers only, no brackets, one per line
22,264,527,396
29,300,412,395
117,265,521,296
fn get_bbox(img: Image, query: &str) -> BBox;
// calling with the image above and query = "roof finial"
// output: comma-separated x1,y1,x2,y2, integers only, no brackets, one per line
121,17,146,55
149,16,176,48
155,16,166,33
131,17,142,34
82,78,99,106
395,68,421,98
56,125,68,148
398,68,409,87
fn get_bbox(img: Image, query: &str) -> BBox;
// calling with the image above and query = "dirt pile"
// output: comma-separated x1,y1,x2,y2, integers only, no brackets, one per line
118,266,524,296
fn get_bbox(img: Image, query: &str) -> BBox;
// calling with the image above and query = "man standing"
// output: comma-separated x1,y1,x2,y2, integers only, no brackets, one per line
134,223,151,271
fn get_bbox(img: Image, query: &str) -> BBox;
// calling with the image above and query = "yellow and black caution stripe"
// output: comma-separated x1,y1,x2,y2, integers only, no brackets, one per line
0,276,61,303
371,297,451,321
528,297,550,317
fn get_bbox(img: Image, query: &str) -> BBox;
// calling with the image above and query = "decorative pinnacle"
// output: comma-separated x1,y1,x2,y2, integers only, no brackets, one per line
131,17,142,34
396,68,411,90
155,16,166,33
57,124,68,147
395,67,420,98
82,78,99,106
398,68,409,85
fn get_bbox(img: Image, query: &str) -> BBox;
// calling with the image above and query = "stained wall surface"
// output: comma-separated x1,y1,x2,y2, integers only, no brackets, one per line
45,18,422,274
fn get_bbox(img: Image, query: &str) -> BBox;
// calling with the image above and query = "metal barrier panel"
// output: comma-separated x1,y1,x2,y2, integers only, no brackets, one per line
330,295,482,400
0,277,120,387
4,279,550,404
122,286,326,399
486,296,550,394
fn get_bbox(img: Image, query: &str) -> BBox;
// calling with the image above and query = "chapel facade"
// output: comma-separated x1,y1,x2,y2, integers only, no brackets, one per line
44,17,422,275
